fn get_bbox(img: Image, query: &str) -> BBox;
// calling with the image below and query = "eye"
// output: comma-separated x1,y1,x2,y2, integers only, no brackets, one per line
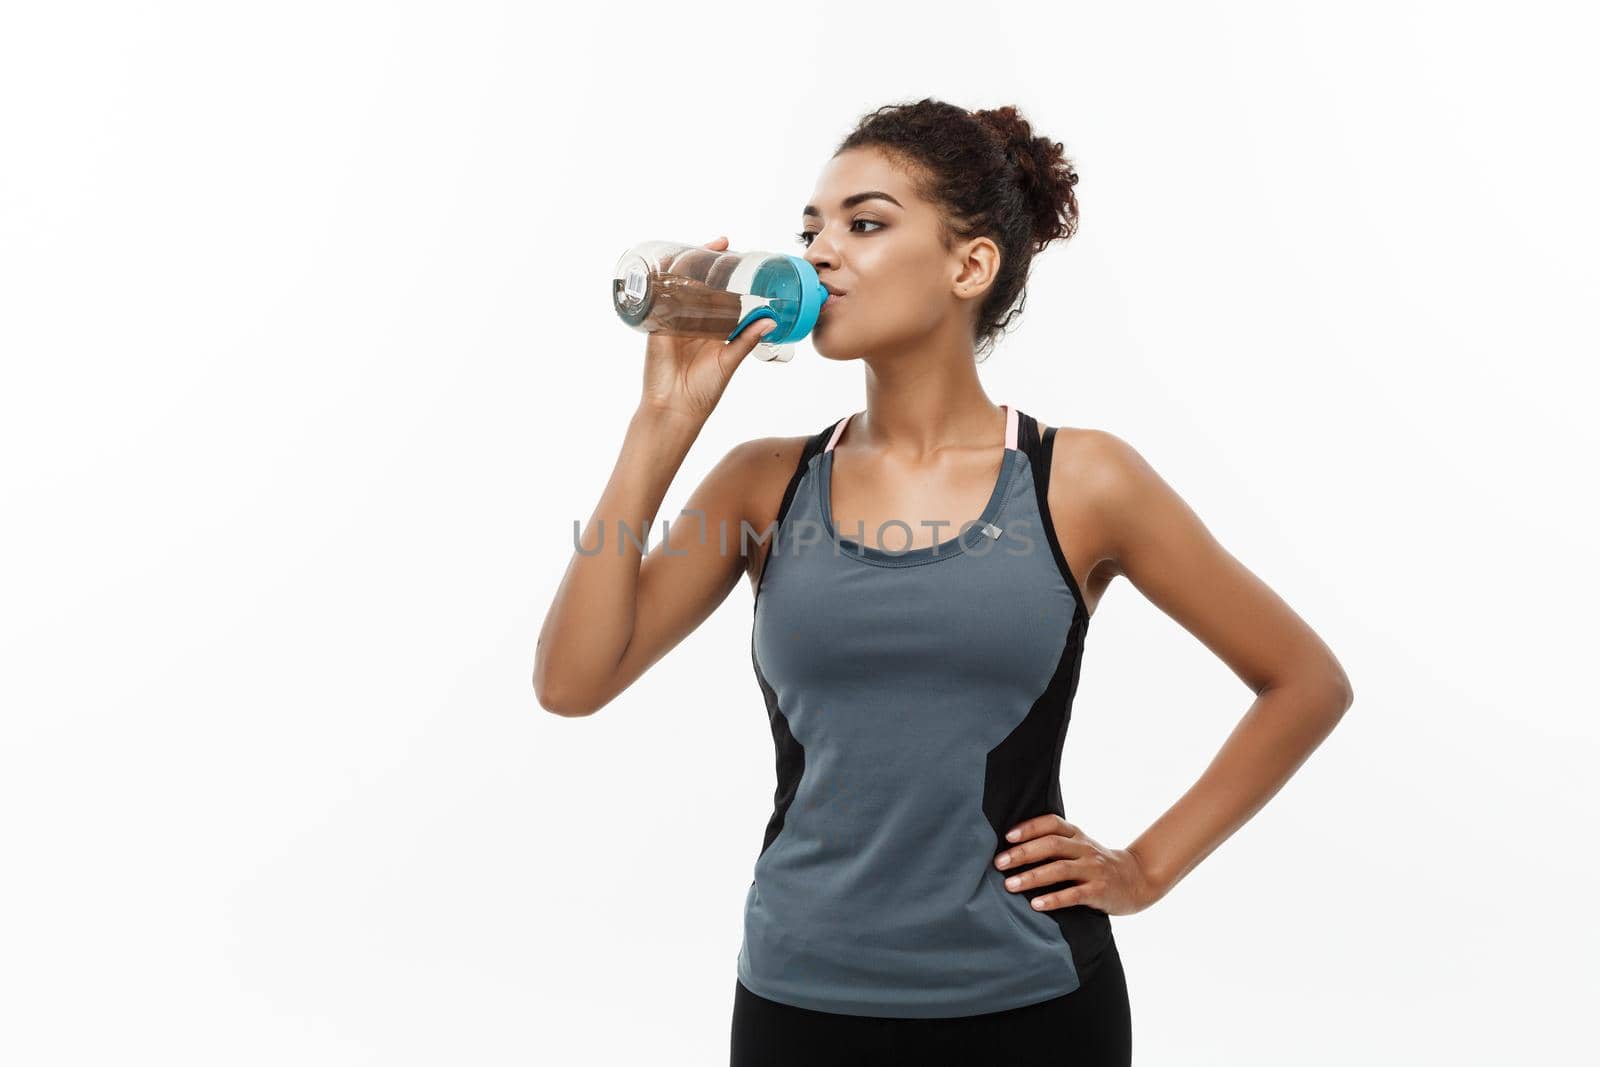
794,219,885,247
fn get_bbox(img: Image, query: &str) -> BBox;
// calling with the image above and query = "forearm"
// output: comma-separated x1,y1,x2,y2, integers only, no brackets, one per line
1127,675,1352,901
534,404,704,712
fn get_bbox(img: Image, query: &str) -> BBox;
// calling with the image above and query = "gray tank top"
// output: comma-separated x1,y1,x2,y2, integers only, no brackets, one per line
738,405,1115,1018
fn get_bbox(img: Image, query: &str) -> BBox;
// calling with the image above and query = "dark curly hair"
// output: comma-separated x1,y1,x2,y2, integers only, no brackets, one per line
834,98,1080,361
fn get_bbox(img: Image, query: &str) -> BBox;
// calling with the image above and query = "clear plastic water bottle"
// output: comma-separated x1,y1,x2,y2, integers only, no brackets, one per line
611,240,830,363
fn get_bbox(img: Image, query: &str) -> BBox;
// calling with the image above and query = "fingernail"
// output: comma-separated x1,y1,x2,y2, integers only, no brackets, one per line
1007,829,1020,841
1005,876,1021,890
995,854,1009,868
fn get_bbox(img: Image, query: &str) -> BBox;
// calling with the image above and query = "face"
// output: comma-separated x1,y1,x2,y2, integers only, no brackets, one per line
798,148,996,361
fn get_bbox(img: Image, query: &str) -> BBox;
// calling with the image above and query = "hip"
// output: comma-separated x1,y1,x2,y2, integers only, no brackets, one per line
729,934,1131,1066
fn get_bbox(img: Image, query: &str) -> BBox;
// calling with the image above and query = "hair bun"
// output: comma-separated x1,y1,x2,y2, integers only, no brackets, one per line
973,105,1081,251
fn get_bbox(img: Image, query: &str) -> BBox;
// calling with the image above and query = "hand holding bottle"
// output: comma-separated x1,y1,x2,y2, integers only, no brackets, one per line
638,236,778,424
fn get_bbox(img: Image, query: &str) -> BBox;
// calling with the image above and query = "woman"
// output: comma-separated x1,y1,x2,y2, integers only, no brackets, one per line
535,99,1353,1066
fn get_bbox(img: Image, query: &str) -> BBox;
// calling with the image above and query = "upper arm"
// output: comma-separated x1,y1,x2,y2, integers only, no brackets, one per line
583,435,801,711
1064,428,1352,702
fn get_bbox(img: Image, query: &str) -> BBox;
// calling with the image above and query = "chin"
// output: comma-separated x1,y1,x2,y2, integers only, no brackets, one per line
812,343,867,362
810,324,869,362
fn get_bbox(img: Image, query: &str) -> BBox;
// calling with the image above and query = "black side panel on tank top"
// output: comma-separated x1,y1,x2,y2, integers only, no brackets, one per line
749,422,834,859
982,415,1115,982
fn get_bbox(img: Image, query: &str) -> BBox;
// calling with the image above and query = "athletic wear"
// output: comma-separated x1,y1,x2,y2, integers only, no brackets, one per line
738,405,1116,1019
730,936,1131,1066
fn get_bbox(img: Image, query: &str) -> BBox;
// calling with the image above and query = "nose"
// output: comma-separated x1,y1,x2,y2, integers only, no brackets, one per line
802,230,837,272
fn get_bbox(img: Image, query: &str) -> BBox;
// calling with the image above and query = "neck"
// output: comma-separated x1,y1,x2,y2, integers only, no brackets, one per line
849,361,1002,459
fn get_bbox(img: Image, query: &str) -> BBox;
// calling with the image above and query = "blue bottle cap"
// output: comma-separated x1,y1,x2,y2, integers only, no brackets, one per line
724,255,830,345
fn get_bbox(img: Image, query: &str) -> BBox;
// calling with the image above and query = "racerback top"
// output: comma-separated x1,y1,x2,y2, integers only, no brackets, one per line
738,404,1116,1018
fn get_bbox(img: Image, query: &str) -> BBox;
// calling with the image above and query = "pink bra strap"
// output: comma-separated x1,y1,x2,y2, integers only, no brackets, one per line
824,413,854,453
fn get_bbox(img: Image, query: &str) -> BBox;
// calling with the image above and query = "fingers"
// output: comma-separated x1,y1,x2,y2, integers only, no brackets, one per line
690,235,772,367
993,814,1121,915
1004,813,1079,843
995,832,1091,873
725,316,778,356
1028,883,1096,912
998,857,1098,894
711,316,778,378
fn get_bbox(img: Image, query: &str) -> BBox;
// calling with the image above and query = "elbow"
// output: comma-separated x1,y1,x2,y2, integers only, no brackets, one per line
536,684,596,718
533,667,598,718
538,689,595,718
1329,644,1355,711
1257,658,1354,718
532,636,594,716
1326,663,1355,717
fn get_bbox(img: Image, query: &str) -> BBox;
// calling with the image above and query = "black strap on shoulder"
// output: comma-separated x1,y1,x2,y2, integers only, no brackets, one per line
772,421,834,532
752,421,835,600
1013,410,1089,620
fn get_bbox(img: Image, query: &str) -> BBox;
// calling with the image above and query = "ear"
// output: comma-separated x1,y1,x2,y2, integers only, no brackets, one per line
950,236,1001,303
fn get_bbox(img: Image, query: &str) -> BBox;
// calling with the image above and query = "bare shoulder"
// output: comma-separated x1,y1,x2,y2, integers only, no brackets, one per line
1047,425,1160,505
710,432,815,582
1043,424,1169,589
720,433,813,517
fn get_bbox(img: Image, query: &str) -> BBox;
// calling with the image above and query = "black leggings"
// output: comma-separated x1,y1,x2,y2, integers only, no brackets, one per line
729,937,1131,1066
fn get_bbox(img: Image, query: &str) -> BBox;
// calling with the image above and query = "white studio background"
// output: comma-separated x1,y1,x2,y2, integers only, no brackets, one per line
2,2,1594,1064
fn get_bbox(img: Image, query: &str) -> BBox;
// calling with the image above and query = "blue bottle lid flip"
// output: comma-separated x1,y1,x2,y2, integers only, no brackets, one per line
723,255,830,346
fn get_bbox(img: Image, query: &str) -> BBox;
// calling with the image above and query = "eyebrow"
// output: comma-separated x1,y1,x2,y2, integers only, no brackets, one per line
802,191,904,218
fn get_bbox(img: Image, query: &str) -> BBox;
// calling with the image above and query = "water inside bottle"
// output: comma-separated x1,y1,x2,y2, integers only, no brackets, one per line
613,269,798,340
